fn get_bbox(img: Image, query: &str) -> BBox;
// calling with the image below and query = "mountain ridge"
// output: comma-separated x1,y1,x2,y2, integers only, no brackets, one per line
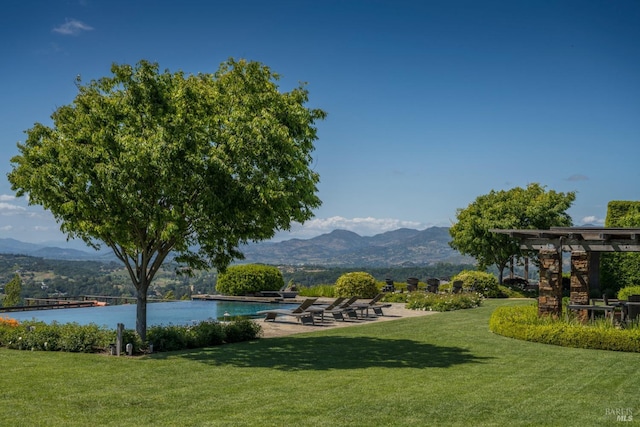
0,226,473,266
239,226,472,266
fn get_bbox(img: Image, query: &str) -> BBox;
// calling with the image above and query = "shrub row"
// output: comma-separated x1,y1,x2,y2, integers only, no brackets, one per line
0,318,262,354
489,304,640,352
405,292,483,311
146,319,262,352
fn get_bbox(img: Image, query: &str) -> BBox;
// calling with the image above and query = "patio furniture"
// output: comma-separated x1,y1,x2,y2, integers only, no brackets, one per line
256,298,318,325
306,297,346,323
325,296,360,321
452,280,463,294
566,294,616,323
351,293,392,317
621,294,640,323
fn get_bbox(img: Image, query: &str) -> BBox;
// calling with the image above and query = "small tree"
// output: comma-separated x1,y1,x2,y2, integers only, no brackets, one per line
3,274,22,307
8,59,325,340
449,183,575,284
334,272,378,299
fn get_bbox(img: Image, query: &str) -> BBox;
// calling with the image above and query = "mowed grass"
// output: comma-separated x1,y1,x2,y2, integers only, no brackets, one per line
2,299,639,426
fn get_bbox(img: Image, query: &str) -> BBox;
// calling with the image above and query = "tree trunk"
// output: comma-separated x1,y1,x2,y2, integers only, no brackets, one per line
136,288,148,342
497,262,506,285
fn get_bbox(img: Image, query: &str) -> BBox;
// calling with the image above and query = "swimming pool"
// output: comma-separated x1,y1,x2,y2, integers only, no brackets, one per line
6,300,297,329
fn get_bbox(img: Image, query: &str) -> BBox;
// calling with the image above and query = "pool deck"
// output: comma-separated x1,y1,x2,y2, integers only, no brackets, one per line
192,295,437,338
192,294,290,304
256,298,436,338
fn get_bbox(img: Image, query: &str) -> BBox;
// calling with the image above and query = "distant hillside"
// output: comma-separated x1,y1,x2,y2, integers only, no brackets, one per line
1,226,474,267
239,227,474,267
0,238,112,261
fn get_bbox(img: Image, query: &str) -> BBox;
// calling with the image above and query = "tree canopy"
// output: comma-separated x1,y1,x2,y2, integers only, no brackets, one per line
449,183,575,283
8,58,326,339
3,273,22,307
600,201,640,292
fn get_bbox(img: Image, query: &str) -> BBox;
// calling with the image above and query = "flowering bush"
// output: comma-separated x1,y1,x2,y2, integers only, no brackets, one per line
0,316,19,328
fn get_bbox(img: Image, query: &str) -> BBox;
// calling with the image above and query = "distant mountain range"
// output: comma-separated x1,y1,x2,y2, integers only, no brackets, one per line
238,227,474,267
0,226,474,267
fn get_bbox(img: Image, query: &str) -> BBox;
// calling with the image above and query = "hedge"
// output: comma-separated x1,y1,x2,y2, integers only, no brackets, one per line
489,304,640,352
216,264,284,296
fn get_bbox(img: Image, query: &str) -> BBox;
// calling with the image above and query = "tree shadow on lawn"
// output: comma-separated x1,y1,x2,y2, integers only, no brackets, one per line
152,335,492,371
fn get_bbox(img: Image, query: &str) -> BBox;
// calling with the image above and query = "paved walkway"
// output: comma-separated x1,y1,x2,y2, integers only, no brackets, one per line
257,299,437,338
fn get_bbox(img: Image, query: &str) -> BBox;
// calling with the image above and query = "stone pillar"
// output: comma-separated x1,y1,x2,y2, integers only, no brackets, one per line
538,249,562,317
570,251,590,323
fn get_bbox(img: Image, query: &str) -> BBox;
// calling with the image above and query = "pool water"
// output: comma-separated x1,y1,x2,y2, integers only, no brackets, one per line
6,300,296,329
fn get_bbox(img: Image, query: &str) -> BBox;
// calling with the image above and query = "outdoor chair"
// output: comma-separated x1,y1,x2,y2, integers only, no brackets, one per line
452,280,463,294
256,298,318,325
567,294,616,323
351,293,392,317
626,294,640,322
325,296,360,321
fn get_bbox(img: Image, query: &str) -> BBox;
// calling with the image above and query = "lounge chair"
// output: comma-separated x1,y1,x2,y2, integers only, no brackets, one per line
317,297,346,310
256,298,318,325
304,297,346,323
351,293,392,317
325,296,360,321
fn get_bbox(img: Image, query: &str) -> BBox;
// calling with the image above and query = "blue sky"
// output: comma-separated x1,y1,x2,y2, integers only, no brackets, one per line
1,0,639,246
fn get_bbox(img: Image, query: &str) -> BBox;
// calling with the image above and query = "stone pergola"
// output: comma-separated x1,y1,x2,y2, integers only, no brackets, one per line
490,227,640,317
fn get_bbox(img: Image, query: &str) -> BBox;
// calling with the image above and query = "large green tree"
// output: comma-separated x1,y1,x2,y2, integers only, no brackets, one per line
8,59,325,340
3,273,22,307
449,183,575,284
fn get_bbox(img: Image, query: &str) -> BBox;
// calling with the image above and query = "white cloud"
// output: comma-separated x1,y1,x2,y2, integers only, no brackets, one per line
0,202,26,214
53,19,93,35
580,215,605,225
0,225,13,232
0,195,15,201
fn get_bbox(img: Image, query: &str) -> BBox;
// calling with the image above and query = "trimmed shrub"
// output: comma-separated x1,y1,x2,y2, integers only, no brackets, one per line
223,319,262,343
146,321,226,352
0,318,259,353
216,264,284,296
2,321,112,352
334,272,378,298
489,304,640,352
451,270,505,298
146,324,189,352
617,286,640,301
406,292,483,311
190,320,226,348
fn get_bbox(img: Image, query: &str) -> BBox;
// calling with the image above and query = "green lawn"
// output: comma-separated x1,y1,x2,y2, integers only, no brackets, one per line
1,299,639,426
